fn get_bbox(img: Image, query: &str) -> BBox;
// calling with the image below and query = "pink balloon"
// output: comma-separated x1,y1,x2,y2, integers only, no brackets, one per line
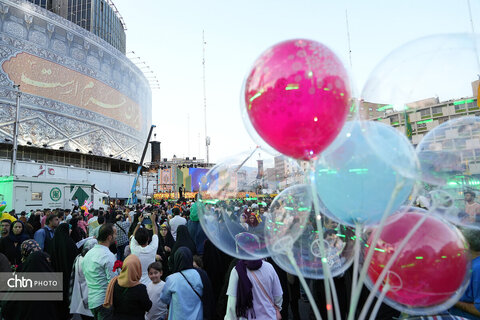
244,39,351,160
367,211,469,309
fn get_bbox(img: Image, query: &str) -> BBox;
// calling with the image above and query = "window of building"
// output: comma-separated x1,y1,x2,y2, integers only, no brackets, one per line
455,104,467,113
468,101,479,110
417,122,427,129
432,106,443,116
420,108,431,118
31,192,42,201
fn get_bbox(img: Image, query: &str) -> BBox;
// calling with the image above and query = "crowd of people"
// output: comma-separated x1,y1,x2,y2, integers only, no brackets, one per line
0,197,476,320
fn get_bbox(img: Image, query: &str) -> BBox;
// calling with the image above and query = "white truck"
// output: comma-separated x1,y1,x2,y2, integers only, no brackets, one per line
0,176,109,212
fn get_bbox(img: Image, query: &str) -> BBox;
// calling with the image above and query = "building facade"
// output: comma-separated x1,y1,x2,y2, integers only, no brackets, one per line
27,0,126,53
0,0,152,206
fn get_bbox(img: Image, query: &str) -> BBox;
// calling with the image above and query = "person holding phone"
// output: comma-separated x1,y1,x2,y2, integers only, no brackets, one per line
130,212,158,285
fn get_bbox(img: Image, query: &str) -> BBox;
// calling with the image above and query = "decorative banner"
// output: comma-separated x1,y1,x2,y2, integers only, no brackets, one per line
2,52,142,130
153,192,198,200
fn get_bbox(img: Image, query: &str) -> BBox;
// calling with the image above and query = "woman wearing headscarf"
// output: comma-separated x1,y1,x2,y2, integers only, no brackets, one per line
69,217,87,244
51,222,79,319
1,251,60,320
70,238,97,320
20,239,42,263
161,246,215,320
225,259,283,320
168,225,196,272
27,212,42,234
157,223,175,280
103,254,152,320
202,239,234,317
0,220,30,269
170,225,196,256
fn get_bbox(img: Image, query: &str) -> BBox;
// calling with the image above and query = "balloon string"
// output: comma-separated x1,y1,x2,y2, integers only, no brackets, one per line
347,178,405,320
351,223,362,300
368,283,391,320
286,251,323,320
328,267,342,320
357,213,428,320
309,162,337,320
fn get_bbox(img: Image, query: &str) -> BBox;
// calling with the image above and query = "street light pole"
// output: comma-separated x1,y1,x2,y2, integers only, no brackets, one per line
10,85,21,177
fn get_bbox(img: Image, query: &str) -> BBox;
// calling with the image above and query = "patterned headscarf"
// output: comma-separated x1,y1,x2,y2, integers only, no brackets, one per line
21,239,42,263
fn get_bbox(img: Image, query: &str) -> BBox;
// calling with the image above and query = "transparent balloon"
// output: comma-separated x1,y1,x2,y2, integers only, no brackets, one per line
270,198,356,279
241,39,352,161
364,208,470,315
264,184,313,252
314,120,417,227
360,33,480,178
416,116,480,230
197,147,305,260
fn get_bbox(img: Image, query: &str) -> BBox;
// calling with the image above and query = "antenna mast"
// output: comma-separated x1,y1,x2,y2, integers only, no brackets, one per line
202,30,210,164
345,9,353,68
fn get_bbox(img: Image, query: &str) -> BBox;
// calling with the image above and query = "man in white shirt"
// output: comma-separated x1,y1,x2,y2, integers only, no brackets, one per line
130,212,158,285
82,223,117,320
168,207,186,241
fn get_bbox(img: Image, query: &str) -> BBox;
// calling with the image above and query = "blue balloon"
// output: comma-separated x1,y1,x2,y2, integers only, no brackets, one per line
314,121,417,227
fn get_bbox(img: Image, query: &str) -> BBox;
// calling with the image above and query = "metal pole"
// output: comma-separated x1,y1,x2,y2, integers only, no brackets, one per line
202,30,210,164
10,85,21,177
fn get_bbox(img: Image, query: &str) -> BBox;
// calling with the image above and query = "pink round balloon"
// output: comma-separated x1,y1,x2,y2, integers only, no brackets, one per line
367,211,469,310
244,39,351,160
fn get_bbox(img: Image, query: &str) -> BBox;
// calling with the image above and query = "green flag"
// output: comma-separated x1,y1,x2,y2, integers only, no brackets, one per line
404,110,412,141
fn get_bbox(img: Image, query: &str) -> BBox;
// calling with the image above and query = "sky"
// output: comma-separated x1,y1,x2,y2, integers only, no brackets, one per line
113,0,480,163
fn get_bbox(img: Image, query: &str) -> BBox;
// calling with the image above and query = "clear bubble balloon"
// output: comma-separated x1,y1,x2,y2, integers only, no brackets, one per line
416,116,480,230
264,184,313,253
360,33,480,177
270,200,356,279
198,147,305,260
242,39,352,161
364,208,470,315
314,120,417,227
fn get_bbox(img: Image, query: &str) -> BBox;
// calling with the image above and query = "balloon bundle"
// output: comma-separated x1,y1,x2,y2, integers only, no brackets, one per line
81,200,93,217
198,34,480,320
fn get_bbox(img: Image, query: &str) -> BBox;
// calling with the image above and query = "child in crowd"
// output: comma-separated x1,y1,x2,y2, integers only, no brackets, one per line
145,262,168,320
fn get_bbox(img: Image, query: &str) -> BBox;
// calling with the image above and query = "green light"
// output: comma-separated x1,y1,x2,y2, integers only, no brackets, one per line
336,234,346,238
298,207,309,212
307,71,313,77
323,87,330,91
275,221,285,225
321,258,328,263
416,256,424,260
379,264,385,268
441,256,447,259
377,118,382,121
454,99,475,105
349,168,368,174
417,119,433,125
392,122,399,125
285,84,299,90
249,91,263,102
401,263,415,268
284,207,293,211
340,93,344,97
374,248,385,252
376,105,394,112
